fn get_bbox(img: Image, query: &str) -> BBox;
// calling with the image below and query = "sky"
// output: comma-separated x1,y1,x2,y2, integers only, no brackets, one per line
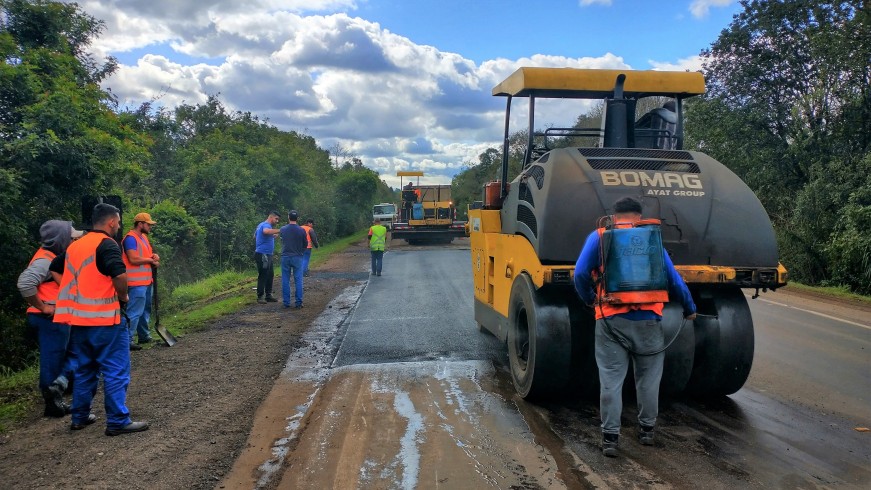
69,0,742,188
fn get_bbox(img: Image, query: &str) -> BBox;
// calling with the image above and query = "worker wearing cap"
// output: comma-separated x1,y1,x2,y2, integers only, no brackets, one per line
122,212,160,349
574,197,696,457
17,220,84,417
300,218,319,277
55,203,148,435
279,210,308,308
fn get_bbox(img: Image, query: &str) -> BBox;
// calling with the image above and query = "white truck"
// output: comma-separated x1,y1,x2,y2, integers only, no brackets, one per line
372,203,397,230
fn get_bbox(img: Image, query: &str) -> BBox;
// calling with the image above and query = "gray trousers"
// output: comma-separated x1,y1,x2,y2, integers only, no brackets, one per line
595,316,665,435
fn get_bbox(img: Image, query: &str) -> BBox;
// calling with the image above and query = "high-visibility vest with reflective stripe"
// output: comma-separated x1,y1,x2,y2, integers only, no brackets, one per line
122,231,153,287
54,233,121,326
26,248,58,315
369,225,387,251
301,225,313,249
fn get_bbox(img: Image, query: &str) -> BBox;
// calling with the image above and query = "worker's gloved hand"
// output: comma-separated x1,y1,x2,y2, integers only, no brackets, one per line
685,312,697,320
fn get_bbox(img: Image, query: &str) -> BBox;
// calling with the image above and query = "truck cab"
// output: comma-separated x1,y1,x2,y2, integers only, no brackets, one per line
372,203,397,230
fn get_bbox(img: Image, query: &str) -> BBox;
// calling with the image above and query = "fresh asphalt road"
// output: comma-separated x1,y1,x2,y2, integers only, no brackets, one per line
329,245,871,488
333,247,505,366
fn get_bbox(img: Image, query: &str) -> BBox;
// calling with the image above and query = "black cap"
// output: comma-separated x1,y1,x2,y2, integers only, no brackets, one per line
289,210,299,221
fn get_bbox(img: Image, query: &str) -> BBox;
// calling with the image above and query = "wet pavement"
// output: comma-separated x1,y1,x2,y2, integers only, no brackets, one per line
223,243,871,489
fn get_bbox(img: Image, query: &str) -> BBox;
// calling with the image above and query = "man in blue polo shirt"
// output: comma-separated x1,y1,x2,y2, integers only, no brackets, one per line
254,211,281,303
279,210,308,309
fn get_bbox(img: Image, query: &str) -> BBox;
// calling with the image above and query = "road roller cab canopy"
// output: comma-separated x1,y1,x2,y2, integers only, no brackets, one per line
492,67,705,99
492,68,708,194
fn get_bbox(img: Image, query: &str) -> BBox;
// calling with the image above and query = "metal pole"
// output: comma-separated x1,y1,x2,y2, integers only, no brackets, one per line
500,96,512,199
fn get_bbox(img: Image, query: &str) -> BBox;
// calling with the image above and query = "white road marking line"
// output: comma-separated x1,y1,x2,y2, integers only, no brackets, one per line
753,296,871,330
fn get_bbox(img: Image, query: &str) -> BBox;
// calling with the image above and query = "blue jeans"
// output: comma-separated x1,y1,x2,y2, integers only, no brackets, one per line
371,250,384,275
124,285,152,344
303,248,312,274
68,324,132,428
139,284,152,340
281,255,304,306
27,313,75,391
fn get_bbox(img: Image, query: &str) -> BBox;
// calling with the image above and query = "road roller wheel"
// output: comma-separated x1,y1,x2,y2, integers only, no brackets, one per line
685,287,754,397
507,274,572,399
659,302,696,395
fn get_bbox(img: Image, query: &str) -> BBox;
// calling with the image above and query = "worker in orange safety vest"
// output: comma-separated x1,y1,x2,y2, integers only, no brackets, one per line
300,218,319,277
16,220,84,417
122,212,160,349
55,203,149,436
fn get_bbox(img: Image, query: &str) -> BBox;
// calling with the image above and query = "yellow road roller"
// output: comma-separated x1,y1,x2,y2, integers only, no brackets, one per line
469,68,788,398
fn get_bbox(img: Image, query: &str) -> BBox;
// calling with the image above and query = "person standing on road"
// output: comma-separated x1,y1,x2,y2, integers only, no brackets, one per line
17,220,84,417
54,203,149,436
279,210,308,309
368,220,387,276
254,211,281,304
573,197,696,457
122,212,159,349
300,218,319,277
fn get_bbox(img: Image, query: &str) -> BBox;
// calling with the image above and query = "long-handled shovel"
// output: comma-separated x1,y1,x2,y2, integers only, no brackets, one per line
152,268,178,347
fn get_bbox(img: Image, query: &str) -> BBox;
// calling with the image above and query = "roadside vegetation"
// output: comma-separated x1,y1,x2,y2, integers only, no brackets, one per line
0,1,393,371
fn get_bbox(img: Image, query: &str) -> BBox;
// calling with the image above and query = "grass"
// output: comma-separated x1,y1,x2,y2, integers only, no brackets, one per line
0,365,38,432
785,282,871,306
169,270,253,306
0,230,368,432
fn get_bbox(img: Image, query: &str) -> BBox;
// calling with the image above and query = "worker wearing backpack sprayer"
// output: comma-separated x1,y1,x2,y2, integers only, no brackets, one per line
574,197,697,458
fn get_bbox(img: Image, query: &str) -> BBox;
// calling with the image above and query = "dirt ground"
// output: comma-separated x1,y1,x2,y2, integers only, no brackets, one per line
0,240,374,490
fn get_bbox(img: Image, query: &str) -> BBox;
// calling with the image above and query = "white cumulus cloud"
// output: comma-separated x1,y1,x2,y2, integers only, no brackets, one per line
689,0,733,19
64,0,703,185
648,55,704,72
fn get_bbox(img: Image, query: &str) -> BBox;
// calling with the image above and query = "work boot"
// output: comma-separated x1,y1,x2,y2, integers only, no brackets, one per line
42,383,68,418
129,343,142,351
602,433,619,457
105,421,150,436
265,295,278,303
70,413,97,430
257,296,266,304
638,425,655,446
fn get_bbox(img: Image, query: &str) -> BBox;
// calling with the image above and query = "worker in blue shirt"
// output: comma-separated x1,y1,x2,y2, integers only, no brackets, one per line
574,197,696,457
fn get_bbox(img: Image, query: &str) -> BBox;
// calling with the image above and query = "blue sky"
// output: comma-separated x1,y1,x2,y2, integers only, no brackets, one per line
356,0,740,67
71,0,743,187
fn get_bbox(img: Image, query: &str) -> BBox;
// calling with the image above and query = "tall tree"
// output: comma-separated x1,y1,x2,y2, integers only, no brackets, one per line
687,0,870,290
0,0,149,369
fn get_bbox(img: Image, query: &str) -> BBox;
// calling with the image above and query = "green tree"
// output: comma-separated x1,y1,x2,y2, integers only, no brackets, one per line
687,0,870,290
0,0,149,369
147,200,207,289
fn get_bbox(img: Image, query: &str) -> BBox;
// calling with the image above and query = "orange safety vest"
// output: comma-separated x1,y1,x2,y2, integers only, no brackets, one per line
26,248,58,315
593,219,668,320
301,225,313,249
54,233,121,326
122,230,153,287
